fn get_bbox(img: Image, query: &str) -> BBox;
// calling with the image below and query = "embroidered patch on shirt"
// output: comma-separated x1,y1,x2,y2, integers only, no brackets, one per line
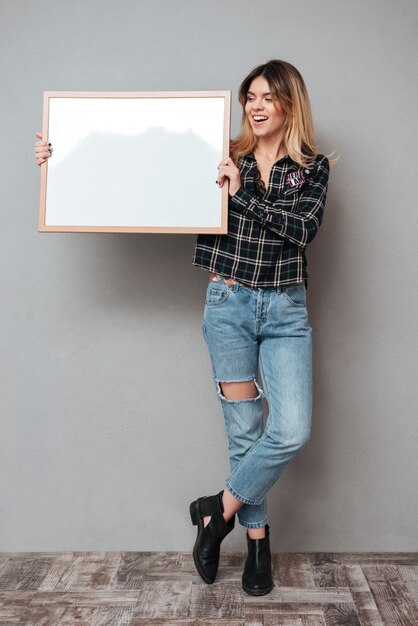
285,170,306,188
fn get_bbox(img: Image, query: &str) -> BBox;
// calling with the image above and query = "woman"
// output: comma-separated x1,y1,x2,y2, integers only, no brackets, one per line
189,59,336,595
33,59,335,596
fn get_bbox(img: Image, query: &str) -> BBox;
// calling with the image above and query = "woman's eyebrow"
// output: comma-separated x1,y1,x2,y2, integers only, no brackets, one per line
247,91,272,96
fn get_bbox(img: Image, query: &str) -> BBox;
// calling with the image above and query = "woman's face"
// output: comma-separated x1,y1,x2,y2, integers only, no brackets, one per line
245,75,286,142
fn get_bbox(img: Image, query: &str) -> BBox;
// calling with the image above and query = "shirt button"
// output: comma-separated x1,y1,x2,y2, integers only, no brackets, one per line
305,169,310,173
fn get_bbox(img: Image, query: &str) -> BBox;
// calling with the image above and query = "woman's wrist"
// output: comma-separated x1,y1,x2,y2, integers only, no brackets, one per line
229,185,241,197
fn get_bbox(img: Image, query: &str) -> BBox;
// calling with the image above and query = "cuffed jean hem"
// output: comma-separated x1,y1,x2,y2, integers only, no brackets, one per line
225,480,264,506
238,518,268,529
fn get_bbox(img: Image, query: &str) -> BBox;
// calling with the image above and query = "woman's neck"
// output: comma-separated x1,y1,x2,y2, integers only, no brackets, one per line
254,138,287,162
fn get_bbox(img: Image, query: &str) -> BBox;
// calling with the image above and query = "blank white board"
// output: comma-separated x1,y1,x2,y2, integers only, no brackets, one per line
38,91,231,233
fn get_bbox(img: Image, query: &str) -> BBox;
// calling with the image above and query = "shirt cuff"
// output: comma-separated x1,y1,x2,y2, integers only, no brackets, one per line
229,186,255,211
229,186,286,236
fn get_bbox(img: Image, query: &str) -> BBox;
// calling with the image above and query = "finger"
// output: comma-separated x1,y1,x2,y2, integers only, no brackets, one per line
35,146,48,153
218,167,234,179
35,147,52,155
35,150,51,158
34,133,49,145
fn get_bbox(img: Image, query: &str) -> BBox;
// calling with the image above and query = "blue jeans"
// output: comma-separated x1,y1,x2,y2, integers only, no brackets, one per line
202,277,312,529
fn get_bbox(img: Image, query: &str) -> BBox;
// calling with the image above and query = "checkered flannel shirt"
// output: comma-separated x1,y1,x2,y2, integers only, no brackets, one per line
191,152,330,289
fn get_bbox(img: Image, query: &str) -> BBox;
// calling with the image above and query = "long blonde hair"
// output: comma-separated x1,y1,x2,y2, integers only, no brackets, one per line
230,59,339,170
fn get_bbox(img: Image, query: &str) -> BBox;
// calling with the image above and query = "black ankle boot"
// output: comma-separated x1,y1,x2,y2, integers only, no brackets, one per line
242,523,274,595
189,489,235,584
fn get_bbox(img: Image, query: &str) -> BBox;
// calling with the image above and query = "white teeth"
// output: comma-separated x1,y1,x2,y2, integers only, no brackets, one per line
253,116,268,121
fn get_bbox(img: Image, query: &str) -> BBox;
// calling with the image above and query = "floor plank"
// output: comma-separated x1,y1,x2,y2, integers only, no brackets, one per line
0,552,416,625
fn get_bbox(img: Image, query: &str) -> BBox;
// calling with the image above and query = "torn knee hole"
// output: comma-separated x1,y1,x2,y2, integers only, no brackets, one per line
216,379,264,401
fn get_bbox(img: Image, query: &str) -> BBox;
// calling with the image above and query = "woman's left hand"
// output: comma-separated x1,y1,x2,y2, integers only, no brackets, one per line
217,157,242,196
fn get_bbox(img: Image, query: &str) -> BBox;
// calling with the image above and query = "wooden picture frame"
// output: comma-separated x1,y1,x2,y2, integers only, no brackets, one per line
38,90,231,233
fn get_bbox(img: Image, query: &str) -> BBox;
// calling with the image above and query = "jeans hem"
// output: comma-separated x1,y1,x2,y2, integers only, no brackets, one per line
238,518,268,529
225,480,263,506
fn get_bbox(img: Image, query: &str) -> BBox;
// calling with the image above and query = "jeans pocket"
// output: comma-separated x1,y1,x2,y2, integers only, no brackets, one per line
282,283,306,307
205,283,231,306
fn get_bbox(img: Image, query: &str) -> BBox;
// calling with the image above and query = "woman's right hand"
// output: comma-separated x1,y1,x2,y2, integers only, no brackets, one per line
34,131,53,166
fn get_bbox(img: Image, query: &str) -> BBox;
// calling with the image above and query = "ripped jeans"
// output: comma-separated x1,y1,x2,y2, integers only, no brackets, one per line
202,275,312,529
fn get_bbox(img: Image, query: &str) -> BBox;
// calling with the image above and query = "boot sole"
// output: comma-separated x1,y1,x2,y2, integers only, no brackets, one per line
189,499,216,584
242,581,274,595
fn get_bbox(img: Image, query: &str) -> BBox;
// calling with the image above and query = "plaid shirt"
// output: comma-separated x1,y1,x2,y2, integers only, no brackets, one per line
191,152,330,289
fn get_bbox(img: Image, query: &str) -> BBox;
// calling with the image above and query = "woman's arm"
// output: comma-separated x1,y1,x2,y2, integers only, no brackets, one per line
229,156,330,249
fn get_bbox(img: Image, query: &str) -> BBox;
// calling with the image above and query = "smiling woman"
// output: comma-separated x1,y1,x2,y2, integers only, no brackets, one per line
190,58,338,597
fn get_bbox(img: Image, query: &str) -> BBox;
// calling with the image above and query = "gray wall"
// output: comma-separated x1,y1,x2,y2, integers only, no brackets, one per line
1,0,417,551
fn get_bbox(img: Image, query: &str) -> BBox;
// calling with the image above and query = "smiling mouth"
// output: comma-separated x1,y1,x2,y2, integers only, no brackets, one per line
252,116,269,124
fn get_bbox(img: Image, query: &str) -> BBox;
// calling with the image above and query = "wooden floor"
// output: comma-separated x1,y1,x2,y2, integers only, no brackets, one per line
0,551,417,625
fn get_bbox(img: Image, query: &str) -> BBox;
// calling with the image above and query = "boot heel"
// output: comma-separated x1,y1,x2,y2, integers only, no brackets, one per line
189,500,200,526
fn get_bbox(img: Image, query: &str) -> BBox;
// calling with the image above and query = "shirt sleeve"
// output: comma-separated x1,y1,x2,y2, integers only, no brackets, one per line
229,155,330,249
